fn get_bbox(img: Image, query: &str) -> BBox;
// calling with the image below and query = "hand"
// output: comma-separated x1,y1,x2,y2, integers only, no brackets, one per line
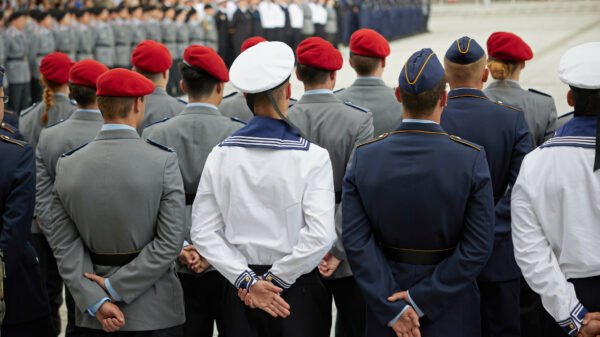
96,302,125,332
249,280,291,318
388,306,421,337
387,291,411,305
579,312,600,337
238,288,256,308
191,255,211,274
84,273,114,302
318,253,341,278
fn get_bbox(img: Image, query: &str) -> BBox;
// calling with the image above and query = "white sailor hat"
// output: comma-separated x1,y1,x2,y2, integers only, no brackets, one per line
230,41,295,94
558,42,600,90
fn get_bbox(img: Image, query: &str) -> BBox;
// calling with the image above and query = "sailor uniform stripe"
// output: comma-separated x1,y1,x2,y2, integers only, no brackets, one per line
263,271,291,289
540,136,596,149
344,101,369,113
230,116,247,125
235,270,260,290
223,91,238,99
357,132,389,147
449,135,482,151
0,135,25,147
61,142,88,157
220,135,310,151
146,138,175,152
529,88,552,97
144,117,170,128
570,302,588,324
45,119,66,128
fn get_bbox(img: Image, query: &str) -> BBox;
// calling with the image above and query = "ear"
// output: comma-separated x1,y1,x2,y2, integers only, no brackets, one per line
133,96,142,114
349,57,354,69
295,67,301,81
394,87,402,103
243,92,247,99
216,82,224,95
482,68,489,83
567,90,574,107
440,90,448,108
330,70,336,82
286,82,292,100
163,70,168,79
180,80,187,94
520,61,526,70
381,58,386,68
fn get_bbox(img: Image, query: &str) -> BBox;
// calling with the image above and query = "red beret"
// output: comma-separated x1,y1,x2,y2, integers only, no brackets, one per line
96,69,155,97
296,37,343,71
131,40,172,73
39,52,74,84
241,36,267,52
350,29,390,59
487,32,533,62
183,45,229,82
69,60,109,88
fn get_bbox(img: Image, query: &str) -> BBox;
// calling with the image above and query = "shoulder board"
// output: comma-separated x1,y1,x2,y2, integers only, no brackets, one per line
45,119,66,129
344,101,369,113
4,109,15,115
558,111,574,120
449,135,481,151
528,88,552,98
146,138,174,152
1,123,15,134
61,143,88,157
0,135,25,147
70,99,77,106
145,117,170,128
20,102,40,116
333,88,345,94
223,91,238,99
492,100,521,112
289,97,298,102
230,116,247,125
177,98,188,104
357,132,389,148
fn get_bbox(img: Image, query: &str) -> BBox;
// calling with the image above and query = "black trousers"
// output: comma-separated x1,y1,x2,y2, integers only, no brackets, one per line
78,325,183,337
66,288,85,337
520,278,544,337
1,314,55,337
178,271,227,337
32,233,64,336
325,276,366,337
223,266,331,337
31,78,43,104
7,82,31,113
479,279,520,337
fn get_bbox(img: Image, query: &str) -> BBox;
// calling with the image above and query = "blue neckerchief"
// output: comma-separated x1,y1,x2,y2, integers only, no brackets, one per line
220,116,310,151
187,102,218,110
304,89,333,95
101,124,136,132
402,119,438,125
540,116,596,149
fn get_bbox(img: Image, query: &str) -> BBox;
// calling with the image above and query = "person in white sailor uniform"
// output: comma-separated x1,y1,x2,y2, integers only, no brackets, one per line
511,42,600,337
190,41,336,337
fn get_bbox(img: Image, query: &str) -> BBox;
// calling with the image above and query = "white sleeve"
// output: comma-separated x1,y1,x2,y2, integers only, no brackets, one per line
191,149,260,291
267,151,336,290
511,159,586,336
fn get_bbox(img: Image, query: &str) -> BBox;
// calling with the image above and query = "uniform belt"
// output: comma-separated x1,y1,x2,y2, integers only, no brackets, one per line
90,251,140,266
7,57,25,61
377,242,454,265
185,193,195,205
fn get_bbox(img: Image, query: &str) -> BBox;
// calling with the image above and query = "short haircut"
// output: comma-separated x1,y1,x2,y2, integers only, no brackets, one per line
443,55,486,86
349,52,381,76
178,62,219,99
571,86,600,116
397,76,447,115
296,64,331,86
134,69,163,82
69,84,97,107
97,96,141,119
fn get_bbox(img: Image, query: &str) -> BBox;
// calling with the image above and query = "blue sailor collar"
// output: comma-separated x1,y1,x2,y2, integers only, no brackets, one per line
541,116,596,149
220,116,310,151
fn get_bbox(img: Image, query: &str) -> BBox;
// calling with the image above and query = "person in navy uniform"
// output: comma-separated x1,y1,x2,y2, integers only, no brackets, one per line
440,36,532,337
0,63,55,337
342,48,495,337
0,69,22,140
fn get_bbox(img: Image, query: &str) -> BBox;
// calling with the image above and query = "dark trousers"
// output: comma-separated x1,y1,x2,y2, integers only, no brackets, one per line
325,276,366,337
290,29,302,50
314,24,326,39
66,288,85,337
78,325,183,337
264,29,278,42
31,78,43,104
224,266,330,337
178,271,227,337
520,278,544,337
32,233,64,336
479,279,520,337
1,314,55,337
7,82,31,113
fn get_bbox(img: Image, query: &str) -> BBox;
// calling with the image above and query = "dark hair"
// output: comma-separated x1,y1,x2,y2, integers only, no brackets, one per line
349,52,381,76
51,9,67,22
397,76,447,115
296,64,331,86
249,78,289,113
28,9,42,21
74,8,86,18
571,86,600,116
178,62,219,99
69,84,97,107
8,11,26,22
186,8,197,22
162,6,174,13
129,6,141,14
97,96,141,119
143,6,156,12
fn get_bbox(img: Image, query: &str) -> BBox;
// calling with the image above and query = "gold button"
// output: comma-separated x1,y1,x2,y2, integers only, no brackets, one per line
570,324,574,329
245,277,250,282
267,276,273,281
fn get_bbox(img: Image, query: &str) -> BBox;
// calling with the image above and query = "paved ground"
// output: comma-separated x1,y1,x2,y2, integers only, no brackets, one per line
58,1,600,336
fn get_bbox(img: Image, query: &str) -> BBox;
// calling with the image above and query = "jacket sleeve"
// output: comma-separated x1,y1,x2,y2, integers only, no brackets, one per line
35,142,54,236
408,150,495,320
108,152,186,304
542,98,558,144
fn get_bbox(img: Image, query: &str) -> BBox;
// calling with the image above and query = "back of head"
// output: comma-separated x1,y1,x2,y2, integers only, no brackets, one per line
39,52,74,125
180,45,229,100
349,28,390,76
131,40,172,83
444,36,487,88
96,69,155,120
69,59,109,107
296,37,342,86
486,32,532,81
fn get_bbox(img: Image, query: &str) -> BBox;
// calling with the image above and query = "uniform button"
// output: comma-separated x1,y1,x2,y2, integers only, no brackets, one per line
245,276,250,282
267,276,273,281
569,324,574,329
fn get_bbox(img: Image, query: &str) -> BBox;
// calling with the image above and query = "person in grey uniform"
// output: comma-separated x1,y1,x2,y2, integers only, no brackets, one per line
35,59,109,337
335,29,402,137
484,32,557,148
92,7,116,68
74,9,95,61
49,68,185,336
187,8,205,46
287,37,373,337
143,45,242,337
203,7,219,51
52,10,77,61
112,6,132,68
162,7,179,96
556,111,574,128
28,10,55,104
175,9,190,96
131,40,186,134
143,6,163,42
4,12,32,114
301,0,315,39
128,6,147,47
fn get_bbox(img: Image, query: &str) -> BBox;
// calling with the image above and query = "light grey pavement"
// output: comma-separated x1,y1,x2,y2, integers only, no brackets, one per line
58,1,600,336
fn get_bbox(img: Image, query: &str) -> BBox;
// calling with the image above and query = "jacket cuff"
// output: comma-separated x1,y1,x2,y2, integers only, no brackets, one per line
87,297,111,317
263,270,292,293
235,269,260,291
558,302,589,336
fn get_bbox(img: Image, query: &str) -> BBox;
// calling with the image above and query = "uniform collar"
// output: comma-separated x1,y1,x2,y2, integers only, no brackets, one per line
304,89,334,95
298,92,340,104
487,79,522,90
151,87,168,96
71,109,104,121
353,77,386,87
395,120,446,134
96,124,140,140
220,116,310,151
448,87,487,99
554,116,596,138
181,103,221,116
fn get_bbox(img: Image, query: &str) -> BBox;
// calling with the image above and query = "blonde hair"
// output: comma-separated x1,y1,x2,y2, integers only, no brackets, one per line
40,75,61,126
487,59,520,81
444,56,487,85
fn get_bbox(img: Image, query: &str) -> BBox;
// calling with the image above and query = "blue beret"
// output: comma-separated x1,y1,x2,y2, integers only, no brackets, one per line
0,66,4,87
445,36,485,65
398,48,445,95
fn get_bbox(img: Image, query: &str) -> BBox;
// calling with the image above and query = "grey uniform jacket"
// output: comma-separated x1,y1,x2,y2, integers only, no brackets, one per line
175,22,189,59
218,92,254,123
75,25,95,61
93,22,116,67
484,80,557,147
188,21,205,45
129,19,147,46
49,128,185,331
35,109,103,236
161,19,178,59
0,34,5,66
203,16,218,51
28,27,55,80
138,87,186,134
335,77,403,137
144,19,162,42
301,1,315,35
111,19,132,67
19,94,77,151
4,27,31,84
53,26,77,60
142,104,244,274
287,93,374,279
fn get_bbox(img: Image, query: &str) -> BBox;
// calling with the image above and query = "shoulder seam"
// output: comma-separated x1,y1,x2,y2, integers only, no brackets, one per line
357,133,389,147
493,101,521,112
343,101,369,113
0,135,25,147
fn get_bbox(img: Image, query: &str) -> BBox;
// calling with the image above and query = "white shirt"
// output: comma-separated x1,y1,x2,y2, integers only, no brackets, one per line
190,136,336,290
309,2,327,24
288,3,304,29
271,2,286,28
512,132,600,332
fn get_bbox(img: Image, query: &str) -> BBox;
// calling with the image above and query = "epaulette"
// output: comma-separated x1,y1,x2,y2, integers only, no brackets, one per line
529,88,552,98
145,117,170,128
146,138,174,152
558,111,574,120
344,101,369,113
223,91,238,99
45,119,66,129
449,135,481,151
0,135,25,147
289,97,298,102
333,88,345,94
493,100,521,112
4,109,15,115
177,98,188,104
20,102,40,117
61,143,88,157
357,132,389,148
1,123,16,135
230,116,247,125
70,99,78,106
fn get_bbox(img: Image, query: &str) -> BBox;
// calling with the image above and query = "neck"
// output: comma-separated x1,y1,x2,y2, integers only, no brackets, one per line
254,101,287,119
449,82,483,91
403,110,440,124
79,103,99,110
189,95,221,106
103,118,137,129
303,83,334,92
54,85,70,95
359,67,383,78
153,78,167,89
